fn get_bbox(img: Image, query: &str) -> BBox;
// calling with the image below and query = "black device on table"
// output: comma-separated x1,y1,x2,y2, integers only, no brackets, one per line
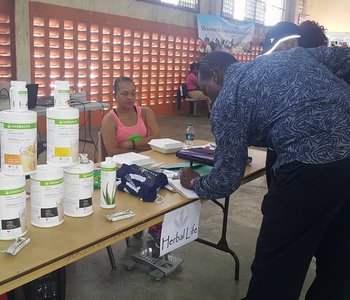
176,147,252,166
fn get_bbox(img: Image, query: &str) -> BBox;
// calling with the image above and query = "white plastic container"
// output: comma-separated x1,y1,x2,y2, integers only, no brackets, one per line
0,173,27,240
10,81,28,111
112,152,152,168
46,107,79,167
0,110,37,175
148,138,184,154
54,80,70,108
30,165,64,228
64,158,94,217
100,157,117,209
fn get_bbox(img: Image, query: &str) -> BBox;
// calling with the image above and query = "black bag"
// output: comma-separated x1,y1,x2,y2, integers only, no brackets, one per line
116,164,168,202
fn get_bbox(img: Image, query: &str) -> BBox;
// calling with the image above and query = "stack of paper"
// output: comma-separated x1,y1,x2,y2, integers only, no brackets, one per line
168,178,199,200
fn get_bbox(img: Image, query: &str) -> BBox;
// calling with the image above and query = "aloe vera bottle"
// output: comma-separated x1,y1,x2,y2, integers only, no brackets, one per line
100,157,117,209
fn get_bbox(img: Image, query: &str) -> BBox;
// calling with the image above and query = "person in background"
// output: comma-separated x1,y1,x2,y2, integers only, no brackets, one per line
262,20,330,187
180,48,350,299
101,77,160,156
186,62,211,117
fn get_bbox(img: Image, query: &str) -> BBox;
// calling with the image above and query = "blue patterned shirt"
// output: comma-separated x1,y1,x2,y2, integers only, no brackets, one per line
193,47,350,200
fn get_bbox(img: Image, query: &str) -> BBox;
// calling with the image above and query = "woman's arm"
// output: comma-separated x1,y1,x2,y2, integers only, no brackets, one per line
100,113,131,156
119,107,161,151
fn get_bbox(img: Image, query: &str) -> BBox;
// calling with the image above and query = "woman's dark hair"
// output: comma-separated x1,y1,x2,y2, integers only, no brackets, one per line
190,62,199,72
113,77,134,93
299,20,328,48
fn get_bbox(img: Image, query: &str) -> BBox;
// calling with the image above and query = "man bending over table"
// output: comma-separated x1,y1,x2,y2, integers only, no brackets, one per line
180,49,350,300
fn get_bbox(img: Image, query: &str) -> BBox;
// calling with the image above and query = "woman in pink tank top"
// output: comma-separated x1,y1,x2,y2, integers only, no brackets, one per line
101,77,160,156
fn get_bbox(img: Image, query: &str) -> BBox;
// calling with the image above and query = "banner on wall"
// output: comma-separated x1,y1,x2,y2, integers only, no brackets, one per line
327,32,350,47
197,14,255,55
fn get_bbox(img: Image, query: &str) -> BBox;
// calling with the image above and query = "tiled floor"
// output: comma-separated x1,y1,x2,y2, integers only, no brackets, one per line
39,114,315,299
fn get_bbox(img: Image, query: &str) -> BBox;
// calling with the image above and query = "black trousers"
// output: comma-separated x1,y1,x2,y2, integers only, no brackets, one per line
265,148,277,189
245,158,350,300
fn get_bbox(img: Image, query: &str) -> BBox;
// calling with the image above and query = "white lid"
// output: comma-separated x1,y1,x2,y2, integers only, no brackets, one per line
0,110,37,122
46,106,79,117
0,173,26,189
101,157,116,168
31,164,63,181
64,160,94,174
55,80,69,87
112,152,152,166
149,138,184,149
10,81,27,87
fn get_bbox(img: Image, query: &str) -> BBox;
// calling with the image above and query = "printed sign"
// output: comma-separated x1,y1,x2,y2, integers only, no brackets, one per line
197,14,255,54
159,200,201,257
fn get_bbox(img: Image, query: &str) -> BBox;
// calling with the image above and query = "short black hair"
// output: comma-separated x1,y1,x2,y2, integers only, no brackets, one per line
113,77,134,93
299,20,328,48
199,51,237,84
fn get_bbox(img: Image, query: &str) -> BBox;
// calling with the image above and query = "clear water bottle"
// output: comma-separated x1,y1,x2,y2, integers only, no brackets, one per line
185,123,195,147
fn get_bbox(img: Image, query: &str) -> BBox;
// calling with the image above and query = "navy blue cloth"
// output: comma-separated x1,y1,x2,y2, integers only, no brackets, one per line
193,46,350,200
116,164,168,202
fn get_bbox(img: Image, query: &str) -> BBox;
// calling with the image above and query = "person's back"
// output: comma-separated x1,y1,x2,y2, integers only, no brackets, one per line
220,47,350,170
181,49,350,300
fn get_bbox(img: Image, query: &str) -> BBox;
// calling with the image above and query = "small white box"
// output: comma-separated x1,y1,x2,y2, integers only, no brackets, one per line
112,152,152,167
148,138,184,154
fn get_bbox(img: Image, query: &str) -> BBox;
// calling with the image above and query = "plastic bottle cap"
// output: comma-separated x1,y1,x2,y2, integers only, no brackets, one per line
11,81,27,86
55,80,69,86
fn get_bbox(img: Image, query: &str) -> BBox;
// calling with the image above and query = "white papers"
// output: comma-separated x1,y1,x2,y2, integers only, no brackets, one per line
168,177,199,199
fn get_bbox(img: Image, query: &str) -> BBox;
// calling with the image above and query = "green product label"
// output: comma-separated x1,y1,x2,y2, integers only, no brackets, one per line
53,119,79,125
18,91,28,95
79,171,94,179
39,178,64,186
101,167,117,172
58,89,70,93
3,123,37,129
0,186,26,196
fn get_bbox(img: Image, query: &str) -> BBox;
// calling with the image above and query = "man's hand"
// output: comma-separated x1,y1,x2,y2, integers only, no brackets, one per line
180,167,200,189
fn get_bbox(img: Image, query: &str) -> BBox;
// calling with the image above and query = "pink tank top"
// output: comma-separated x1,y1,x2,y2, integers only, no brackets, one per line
109,105,148,144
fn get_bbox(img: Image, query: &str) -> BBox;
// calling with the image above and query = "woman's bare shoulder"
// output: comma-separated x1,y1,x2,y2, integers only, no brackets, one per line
101,111,115,126
141,106,154,115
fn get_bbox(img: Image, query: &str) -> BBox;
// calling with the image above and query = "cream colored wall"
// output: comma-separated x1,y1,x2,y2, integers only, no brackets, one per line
305,0,350,32
14,0,220,81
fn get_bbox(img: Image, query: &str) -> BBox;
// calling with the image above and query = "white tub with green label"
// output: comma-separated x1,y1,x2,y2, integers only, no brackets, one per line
30,164,64,227
64,159,94,217
0,110,37,176
46,107,79,167
0,173,27,240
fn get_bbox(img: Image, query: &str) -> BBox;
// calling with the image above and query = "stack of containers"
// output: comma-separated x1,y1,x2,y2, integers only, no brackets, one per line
28,80,78,228
0,81,36,240
43,81,94,219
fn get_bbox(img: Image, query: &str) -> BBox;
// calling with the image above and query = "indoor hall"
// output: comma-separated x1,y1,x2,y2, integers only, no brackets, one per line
0,0,349,299
62,115,317,300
